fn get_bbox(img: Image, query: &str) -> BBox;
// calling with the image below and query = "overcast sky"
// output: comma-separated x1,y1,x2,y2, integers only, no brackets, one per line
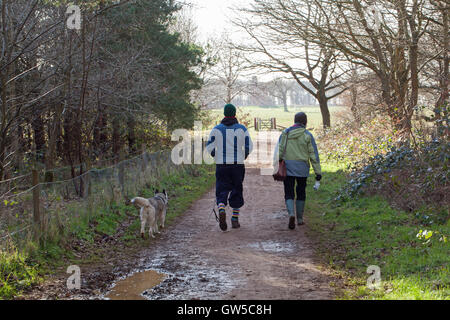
187,0,287,82
189,0,251,42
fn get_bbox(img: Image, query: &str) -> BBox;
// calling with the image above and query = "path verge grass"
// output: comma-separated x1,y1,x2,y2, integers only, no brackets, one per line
306,161,449,300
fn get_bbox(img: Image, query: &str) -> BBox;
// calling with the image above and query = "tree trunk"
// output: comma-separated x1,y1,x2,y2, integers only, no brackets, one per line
112,116,121,158
317,91,331,128
350,88,361,127
32,113,46,163
436,4,449,109
93,105,108,158
14,124,25,172
45,105,63,182
127,116,136,153
283,95,288,112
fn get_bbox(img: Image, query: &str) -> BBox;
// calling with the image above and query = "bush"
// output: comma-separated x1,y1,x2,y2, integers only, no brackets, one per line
320,113,449,220
318,116,396,165
0,244,39,300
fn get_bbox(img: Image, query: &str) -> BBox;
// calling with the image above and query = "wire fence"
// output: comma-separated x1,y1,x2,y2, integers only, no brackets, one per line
0,150,185,250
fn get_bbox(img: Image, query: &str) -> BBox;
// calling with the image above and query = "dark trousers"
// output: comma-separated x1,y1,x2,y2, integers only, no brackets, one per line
216,164,245,209
283,176,307,201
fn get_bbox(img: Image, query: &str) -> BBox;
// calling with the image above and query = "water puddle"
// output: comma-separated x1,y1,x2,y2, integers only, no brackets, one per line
139,251,237,300
247,240,296,254
271,210,288,220
105,270,167,300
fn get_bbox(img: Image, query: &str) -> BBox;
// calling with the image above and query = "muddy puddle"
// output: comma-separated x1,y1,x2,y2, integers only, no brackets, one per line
247,240,296,254
105,270,167,300
139,250,238,300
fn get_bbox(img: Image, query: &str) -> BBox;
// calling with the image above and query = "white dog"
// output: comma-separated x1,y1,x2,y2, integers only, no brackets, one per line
131,190,168,239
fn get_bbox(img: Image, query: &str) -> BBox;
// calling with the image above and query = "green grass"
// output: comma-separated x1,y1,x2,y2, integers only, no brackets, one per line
306,161,450,300
209,105,346,130
0,164,215,300
0,246,40,299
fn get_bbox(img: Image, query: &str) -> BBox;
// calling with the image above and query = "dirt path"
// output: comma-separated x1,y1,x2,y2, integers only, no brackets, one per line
112,167,336,300
22,167,336,300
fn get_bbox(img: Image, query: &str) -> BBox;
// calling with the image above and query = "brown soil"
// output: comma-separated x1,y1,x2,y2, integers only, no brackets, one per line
21,168,338,300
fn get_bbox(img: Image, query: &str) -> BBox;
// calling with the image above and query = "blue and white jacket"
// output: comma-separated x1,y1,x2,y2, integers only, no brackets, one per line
206,118,253,165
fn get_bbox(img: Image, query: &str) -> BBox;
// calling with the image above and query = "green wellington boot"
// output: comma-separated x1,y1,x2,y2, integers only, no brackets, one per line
286,199,295,230
296,200,306,225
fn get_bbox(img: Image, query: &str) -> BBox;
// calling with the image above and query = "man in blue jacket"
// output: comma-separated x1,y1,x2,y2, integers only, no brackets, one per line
206,104,253,231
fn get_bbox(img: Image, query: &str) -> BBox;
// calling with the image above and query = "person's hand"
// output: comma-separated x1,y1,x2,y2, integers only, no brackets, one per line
314,181,321,191
316,175,322,181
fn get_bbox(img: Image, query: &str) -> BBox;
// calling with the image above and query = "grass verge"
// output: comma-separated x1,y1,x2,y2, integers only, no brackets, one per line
306,161,449,300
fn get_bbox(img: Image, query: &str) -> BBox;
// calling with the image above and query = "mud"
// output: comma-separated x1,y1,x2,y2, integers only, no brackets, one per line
23,167,337,300
103,167,336,300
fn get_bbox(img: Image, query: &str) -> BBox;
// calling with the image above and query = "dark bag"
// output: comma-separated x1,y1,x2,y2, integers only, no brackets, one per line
273,131,289,181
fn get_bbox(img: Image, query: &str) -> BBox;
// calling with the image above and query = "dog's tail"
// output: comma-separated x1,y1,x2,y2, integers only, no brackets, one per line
131,197,150,208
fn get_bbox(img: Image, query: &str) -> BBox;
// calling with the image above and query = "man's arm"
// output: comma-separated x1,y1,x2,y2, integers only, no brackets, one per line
244,129,253,159
206,130,216,157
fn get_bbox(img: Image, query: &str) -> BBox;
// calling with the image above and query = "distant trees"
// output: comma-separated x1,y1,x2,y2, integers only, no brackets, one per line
294,0,426,134
198,75,319,110
269,78,293,112
0,0,205,181
234,0,349,128
207,34,250,105
233,0,448,133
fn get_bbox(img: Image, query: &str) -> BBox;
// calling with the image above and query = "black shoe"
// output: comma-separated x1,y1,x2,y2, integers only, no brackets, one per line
219,210,227,231
289,217,296,230
231,218,240,229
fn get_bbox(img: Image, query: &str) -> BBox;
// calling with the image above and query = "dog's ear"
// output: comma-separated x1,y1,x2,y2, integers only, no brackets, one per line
162,189,166,195
155,189,159,194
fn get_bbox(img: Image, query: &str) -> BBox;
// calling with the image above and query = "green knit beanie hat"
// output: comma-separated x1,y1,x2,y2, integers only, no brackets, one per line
224,104,237,117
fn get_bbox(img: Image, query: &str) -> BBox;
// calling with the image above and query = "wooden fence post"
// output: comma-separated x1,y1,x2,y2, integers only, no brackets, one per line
32,169,41,238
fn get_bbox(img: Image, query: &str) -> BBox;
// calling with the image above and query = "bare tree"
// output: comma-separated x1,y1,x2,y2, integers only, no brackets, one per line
0,0,205,185
268,78,293,112
423,1,449,110
234,0,348,128
211,34,250,105
279,0,436,135
0,1,62,180
169,4,199,45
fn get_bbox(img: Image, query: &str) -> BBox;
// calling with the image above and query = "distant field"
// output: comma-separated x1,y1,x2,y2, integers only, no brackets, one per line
208,105,346,131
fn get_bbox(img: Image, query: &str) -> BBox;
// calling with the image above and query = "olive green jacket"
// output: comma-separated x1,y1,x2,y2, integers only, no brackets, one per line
278,125,322,177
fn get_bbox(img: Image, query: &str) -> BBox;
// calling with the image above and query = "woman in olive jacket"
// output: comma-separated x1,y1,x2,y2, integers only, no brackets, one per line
277,112,322,229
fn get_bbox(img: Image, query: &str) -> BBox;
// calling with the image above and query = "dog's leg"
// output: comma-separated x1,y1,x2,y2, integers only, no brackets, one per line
140,208,146,239
155,213,160,234
149,226,155,239
161,208,167,229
